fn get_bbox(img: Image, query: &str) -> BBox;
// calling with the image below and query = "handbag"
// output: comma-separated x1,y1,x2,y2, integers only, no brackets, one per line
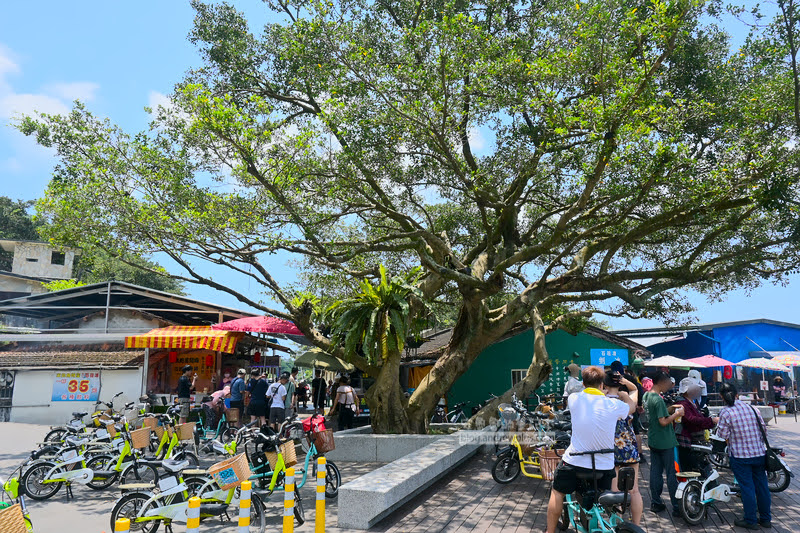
749,405,783,472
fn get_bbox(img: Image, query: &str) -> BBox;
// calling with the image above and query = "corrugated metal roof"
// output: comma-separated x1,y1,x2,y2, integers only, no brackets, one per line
0,350,144,369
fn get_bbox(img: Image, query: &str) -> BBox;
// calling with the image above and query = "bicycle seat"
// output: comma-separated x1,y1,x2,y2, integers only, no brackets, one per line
162,459,190,473
552,421,571,431
66,436,90,447
72,411,88,418
597,491,627,507
138,459,163,467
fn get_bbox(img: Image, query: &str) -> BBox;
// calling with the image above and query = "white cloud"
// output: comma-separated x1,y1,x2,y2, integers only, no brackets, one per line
148,90,173,113
0,93,69,119
468,126,485,152
44,81,100,102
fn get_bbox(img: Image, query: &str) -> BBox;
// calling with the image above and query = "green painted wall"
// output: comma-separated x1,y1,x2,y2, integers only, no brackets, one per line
446,329,630,409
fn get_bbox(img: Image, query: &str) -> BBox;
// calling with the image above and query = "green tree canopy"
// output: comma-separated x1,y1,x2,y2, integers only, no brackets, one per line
17,0,800,431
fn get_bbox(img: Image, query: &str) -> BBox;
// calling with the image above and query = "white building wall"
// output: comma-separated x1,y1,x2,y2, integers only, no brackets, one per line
10,368,143,425
10,242,77,279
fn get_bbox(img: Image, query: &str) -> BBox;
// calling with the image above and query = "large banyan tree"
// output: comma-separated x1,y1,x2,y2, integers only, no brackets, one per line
19,0,800,432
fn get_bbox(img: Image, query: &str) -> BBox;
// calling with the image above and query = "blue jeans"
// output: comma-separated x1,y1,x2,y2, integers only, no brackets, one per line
730,455,771,524
649,447,679,511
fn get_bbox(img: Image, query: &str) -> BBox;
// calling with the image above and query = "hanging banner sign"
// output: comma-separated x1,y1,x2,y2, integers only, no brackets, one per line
52,371,101,401
590,349,629,367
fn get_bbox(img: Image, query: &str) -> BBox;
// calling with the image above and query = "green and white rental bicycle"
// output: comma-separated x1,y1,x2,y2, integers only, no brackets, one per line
557,449,644,533
1,463,33,532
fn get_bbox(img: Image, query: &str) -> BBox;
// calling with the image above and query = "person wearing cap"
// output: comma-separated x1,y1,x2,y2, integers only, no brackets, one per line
229,369,247,427
177,365,197,424
675,377,718,475
687,369,709,408
267,372,289,430
563,363,584,403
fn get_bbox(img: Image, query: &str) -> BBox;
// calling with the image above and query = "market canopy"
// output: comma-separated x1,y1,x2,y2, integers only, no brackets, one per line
686,354,734,368
768,353,800,367
293,348,355,372
642,355,705,368
211,316,304,337
735,357,791,372
125,326,244,354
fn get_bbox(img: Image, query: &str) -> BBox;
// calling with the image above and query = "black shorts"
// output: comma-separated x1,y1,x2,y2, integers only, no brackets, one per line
552,461,616,495
631,412,643,435
248,403,266,417
230,400,244,412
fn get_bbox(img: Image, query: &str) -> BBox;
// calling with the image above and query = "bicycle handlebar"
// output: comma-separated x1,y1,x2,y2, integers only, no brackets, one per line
571,448,615,456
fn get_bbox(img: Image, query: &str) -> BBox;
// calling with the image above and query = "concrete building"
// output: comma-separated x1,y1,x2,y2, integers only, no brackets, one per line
0,239,80,300
0,281,275,423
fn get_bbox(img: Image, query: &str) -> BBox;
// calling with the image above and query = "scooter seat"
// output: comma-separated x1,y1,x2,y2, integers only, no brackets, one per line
162,459,190,474
66,436,90,446
597,491,627,506
72,412,88,418
138,459,163,468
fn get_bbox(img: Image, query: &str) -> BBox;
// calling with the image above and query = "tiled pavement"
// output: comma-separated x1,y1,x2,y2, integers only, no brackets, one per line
328,416,800,532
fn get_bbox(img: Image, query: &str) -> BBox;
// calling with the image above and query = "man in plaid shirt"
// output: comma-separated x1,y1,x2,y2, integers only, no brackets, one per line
716,383,771,529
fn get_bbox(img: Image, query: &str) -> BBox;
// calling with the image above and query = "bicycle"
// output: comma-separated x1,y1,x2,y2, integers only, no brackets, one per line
110,456,266,533
430,401,468,423
674,443,733,525
20,436,98,500
83,424,160,489
43,392,125,443
557,449,644,533
0,463,34,532
149,413,200,467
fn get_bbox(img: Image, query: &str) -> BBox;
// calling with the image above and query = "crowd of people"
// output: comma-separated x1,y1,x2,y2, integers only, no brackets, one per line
546,360,774,532
197,366,362,432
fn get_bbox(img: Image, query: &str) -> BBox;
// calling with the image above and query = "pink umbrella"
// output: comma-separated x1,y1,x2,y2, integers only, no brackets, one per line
211,316,303,336
686,354,734,368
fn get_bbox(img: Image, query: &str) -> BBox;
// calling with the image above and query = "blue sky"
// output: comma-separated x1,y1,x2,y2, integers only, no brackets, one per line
1,1,797,332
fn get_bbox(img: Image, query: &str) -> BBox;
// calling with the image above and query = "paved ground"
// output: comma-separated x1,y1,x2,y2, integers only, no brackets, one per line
3,417,800,532
0,422,381,532
348,416,800,533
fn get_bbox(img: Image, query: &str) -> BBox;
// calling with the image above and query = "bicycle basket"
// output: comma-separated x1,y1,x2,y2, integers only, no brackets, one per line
209,453,252,490
175,422,195,442
105,422,118,439
142,416,158,430
266,442,298,470
0,503,26,533
130,427,152,450
226,408,240,423
538,448,564,481
308,428,335,454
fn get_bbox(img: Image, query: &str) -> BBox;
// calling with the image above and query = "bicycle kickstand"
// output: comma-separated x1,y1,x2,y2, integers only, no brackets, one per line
65,482,74,499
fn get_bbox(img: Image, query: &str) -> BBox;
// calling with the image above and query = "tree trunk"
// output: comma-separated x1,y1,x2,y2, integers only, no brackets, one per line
468,308,552,428
365,349,411,434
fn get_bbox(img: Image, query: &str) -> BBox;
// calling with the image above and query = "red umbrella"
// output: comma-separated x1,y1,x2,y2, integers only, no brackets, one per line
686,354,735,368
211,316,304,336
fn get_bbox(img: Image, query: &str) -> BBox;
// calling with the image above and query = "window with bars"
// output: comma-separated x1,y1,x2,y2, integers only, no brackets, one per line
511,369,527,387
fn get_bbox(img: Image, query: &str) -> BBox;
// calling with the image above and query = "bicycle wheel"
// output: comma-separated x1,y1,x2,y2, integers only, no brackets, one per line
246,492,267,533
120,461,159,486
768,465,791,492
174,450,200,467
491,454,521,484
85,454,119,489
293,486,305,525
221,426,237,444
110,492,161,533
21,462,61,500
708,452,728,469
557,503,570,530
43,427,68,443
679,480,705,525
325,461,341,498
614,521,646,533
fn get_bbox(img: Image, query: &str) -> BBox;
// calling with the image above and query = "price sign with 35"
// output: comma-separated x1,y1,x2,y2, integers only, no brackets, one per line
52,371,101,401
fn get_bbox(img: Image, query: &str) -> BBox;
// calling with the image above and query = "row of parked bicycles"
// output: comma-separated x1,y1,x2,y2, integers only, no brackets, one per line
1,392,341,532
486,392,793,533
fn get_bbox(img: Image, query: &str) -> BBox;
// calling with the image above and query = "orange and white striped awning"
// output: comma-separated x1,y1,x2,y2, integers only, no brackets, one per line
125,326,244,354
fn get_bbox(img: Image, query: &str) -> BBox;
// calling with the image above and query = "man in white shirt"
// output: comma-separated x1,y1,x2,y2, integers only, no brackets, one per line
546,366,638,533
267,372,289,430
